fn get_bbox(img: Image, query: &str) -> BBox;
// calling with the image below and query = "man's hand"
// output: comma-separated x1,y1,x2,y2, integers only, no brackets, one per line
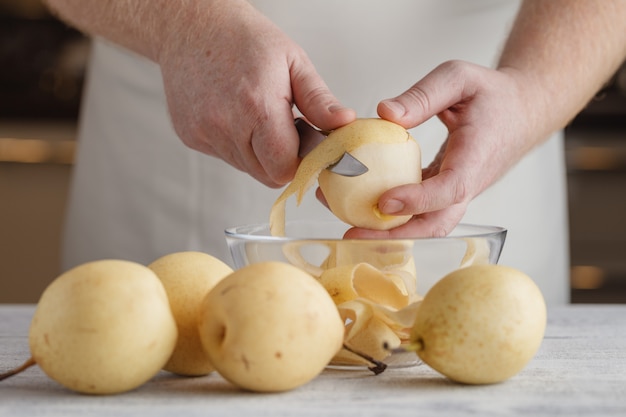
342,60,538,239
43,0,355,188
344,0,626,239
158,0,355,187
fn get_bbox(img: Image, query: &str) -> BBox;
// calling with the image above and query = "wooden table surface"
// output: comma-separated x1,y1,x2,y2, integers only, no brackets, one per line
1,304,625,417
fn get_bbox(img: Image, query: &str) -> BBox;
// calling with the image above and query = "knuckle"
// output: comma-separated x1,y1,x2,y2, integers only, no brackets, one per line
300,86,334,109
404,85,432,114
440,168,470,205
430,221,450,238
430,224,450,238
403,183,431,214
440,59,471,77
431,212,463,238
451,177,470,204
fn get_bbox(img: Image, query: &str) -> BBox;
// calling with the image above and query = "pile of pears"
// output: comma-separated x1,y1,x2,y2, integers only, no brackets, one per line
1,251,546,394
1,253,344,394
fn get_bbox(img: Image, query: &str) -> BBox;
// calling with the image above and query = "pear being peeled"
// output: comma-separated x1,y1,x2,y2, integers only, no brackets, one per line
270,118,421,235
318,119,421,230
408,264,546,384
197,261,344,392
28,260,177,394
148,251,233,376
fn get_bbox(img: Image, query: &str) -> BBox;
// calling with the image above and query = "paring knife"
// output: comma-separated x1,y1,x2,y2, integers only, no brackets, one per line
295,118,368,177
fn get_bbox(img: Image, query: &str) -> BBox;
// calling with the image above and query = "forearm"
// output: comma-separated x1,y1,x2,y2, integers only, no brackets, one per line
42,0,249,63
498,0,626,138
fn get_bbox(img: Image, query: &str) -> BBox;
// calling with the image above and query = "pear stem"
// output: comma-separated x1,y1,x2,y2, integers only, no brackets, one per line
341,344,387,375
383,339,423,354
0,357,36,381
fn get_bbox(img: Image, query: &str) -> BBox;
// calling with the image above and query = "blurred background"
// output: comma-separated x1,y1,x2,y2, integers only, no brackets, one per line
1,0,625,303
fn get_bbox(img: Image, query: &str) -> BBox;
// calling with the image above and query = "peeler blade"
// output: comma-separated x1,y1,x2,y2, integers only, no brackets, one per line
295,118,368,177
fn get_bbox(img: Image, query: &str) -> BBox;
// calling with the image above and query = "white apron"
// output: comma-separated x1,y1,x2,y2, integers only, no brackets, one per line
62,0,570,304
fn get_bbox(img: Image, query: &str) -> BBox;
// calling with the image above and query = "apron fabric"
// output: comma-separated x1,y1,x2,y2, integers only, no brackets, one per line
62,0,569,304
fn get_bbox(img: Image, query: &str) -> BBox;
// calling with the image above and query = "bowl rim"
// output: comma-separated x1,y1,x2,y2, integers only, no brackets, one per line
224,220,507,242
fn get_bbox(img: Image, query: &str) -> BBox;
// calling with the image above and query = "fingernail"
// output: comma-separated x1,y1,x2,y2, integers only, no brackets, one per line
328,104,346,114
381,100,406,117
381,199,405,214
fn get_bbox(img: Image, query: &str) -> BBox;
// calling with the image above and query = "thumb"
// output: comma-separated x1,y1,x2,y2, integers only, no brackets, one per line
377,60,475,129
291,56,355,130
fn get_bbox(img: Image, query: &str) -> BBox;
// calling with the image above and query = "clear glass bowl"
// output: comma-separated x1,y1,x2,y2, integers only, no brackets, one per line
225,220,507,370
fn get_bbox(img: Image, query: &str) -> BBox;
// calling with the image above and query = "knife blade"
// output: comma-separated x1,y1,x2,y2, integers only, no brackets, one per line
295,118,368,177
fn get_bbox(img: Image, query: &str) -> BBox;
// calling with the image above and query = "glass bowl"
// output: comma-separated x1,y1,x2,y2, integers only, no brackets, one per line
225,220,506,370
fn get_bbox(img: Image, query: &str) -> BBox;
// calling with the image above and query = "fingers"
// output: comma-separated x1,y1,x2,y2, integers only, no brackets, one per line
291,55,356,131
359,60,494,238
248,55,356,187
338,172,470,239
252,56,355,186
380,168,471,217
343,203,468,239
315,167,471,239
253,86,354,187
249,102,301,187
377,60,479,128
160,3,354,189
315,170,471,239
316,61,524,241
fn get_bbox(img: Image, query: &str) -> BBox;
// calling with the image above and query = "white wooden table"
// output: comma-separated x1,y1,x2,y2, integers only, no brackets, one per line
1,304,625,417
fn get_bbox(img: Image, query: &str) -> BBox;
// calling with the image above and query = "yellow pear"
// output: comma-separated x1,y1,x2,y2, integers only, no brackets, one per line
197,261,344,392
270,118,421,235
318,119,421,230
148,251,233,376
28,259,177,394
409,264,546,384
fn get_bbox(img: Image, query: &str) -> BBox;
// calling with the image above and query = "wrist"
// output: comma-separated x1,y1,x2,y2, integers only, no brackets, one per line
154,0,260,65
495,65,556,146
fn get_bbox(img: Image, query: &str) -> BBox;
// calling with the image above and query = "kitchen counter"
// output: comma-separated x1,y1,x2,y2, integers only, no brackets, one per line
1,304,625,417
